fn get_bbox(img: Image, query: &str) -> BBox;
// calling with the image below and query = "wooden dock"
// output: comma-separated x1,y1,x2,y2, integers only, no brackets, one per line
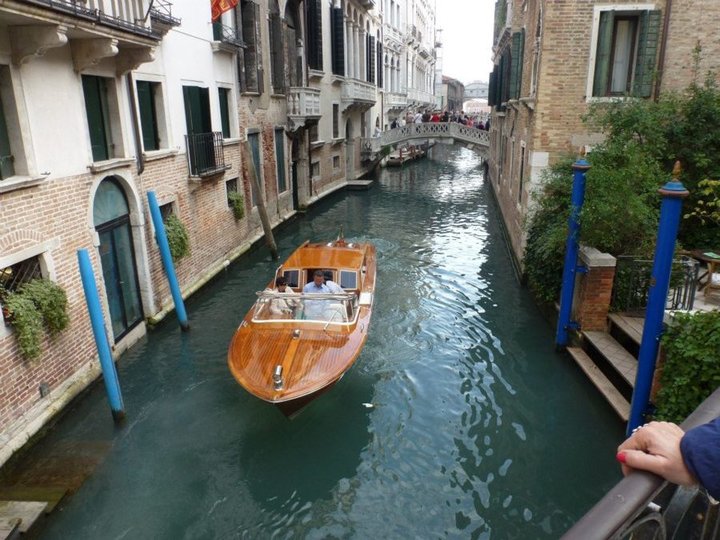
346,179,374,190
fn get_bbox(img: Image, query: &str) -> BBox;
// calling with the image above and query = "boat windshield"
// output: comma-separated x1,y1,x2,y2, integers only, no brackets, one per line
252,291,357,323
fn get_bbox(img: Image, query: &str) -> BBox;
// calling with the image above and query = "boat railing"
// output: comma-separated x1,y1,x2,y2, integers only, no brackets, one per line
253,291,358,324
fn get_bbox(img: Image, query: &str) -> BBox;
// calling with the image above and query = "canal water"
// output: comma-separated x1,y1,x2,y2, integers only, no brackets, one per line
11,146,623,538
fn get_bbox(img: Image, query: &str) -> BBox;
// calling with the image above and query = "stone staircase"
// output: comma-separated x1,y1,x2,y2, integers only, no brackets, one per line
567,313,645,422
0,487,67,539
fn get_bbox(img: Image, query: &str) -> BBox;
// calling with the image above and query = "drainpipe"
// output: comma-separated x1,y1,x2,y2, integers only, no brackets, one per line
653,0,673,100
126,73,145,175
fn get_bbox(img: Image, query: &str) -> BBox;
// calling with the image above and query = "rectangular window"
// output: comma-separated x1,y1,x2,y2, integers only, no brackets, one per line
82,75,113,162
339,270,357,289
311,161,320,178
219,87,231,138
159,202,173,221
518,145,526,204
247,132,262,206
591,9,661,98
274,128,286,193
330,6,345,76
309,122,319,142
0,84,14,179
332,104,339,139
226,177,238,207
307,0,323,71
136,80,160,151
333,155,340,169
0,256,42,294
240,1,262,93
283,269,299,288
269,11,285,93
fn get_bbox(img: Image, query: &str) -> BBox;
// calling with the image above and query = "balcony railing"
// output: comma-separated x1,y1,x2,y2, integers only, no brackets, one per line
149,0,180,28
383,24,402,45
611,255,699,313
385,91,408,109
212,21,244,48
563,386,720,539
185,132,229,178
342,78,376,106
406,87,434,106
21,0,157,39
287,87,321,117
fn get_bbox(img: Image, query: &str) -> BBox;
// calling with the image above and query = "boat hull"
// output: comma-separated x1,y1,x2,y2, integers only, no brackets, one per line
228,240,376,415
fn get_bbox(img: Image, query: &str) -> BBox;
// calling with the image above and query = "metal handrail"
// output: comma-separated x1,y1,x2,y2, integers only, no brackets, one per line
149,0,181,27
563,386,720,539
212,21,245,48
185,132,227,177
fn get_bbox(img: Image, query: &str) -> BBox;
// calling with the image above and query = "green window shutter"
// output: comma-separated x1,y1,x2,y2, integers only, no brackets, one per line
509,31,524,100
269,12,285,93
0,89,15,179
219,88,230,138
593,11,615,97
488,68,497,106
248,132,261,206
307,0,323,71
82,75,110,162
274,128,286,193
632,9,661,98
137,81,159,151
331,7,345,76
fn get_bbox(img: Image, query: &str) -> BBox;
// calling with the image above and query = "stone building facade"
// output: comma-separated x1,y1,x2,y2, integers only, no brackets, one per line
0,0,437,466
486,0,720,268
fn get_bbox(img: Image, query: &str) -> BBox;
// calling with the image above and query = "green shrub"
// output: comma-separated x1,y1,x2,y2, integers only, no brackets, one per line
654,310,720,423
227,190,245,220
164,213,190,261
19,278,69,335
5,293,43,360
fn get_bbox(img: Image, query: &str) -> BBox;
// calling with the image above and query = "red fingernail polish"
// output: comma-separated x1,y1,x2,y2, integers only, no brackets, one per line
616,452,626,463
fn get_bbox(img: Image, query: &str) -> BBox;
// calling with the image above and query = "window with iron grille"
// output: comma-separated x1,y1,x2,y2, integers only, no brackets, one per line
226,177,238,207
0,256,43,297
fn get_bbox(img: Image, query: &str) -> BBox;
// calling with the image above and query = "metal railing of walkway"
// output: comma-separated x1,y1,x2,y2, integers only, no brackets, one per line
563,386,720,539
361,122,490,161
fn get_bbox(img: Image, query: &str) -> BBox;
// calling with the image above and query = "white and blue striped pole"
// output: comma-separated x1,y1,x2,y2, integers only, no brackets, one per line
147,191,190,331
77,249,125,422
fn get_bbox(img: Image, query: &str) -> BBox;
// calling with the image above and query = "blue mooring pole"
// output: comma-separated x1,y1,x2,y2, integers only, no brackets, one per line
147,191,190,331
77,249,125,422
555,157,591,349
627,172,689,435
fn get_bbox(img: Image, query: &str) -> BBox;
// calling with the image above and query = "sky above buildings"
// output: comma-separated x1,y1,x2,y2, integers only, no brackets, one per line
435,0,495,85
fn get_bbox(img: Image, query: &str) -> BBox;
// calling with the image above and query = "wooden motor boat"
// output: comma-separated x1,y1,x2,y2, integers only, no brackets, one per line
227,237,376,416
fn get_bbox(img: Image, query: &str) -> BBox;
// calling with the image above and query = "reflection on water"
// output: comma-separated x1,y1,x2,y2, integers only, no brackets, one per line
28,146,622,539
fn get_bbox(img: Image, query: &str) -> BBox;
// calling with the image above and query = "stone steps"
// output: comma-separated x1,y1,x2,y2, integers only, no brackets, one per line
0,501,48,539
568,347,630,421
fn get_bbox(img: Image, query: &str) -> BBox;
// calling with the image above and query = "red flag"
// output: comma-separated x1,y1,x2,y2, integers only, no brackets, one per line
211,0,238,22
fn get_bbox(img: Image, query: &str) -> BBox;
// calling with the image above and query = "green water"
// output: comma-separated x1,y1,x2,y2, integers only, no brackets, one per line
26,146,622,538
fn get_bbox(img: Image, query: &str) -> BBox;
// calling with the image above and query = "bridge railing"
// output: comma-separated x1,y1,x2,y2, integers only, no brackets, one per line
562,386,720,540
361,123,490,157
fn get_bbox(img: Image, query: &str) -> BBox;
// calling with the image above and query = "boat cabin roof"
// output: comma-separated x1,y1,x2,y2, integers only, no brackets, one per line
283,243,366,270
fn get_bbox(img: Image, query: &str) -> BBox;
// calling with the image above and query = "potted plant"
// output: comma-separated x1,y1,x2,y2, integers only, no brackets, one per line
227,190,245,220
164,213,190,261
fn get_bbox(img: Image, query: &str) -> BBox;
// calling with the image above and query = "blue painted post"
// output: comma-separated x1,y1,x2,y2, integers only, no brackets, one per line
627,169,689,435
555,157,591,349
147,191,190,331
77,249,125,422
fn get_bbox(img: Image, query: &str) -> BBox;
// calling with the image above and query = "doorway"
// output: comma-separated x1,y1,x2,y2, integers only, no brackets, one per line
93,177,144,341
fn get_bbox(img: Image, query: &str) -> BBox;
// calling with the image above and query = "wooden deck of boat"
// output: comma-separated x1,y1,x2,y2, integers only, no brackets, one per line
228,241,377,410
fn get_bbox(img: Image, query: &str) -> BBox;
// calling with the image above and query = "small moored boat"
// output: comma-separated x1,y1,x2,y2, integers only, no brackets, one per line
227,236,376,416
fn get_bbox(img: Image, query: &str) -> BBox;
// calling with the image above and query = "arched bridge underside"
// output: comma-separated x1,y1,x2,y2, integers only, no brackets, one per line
361,122,490,162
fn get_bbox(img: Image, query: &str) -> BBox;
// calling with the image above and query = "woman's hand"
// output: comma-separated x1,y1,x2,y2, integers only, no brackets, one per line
616,421,697,487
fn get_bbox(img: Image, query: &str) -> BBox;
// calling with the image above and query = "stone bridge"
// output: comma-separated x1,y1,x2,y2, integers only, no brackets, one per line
361,122,490,161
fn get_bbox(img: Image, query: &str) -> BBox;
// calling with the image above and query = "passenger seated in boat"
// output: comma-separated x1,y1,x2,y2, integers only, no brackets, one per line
269,276,298,317
301,270,331,320
323,270,343,293
303,270,330,293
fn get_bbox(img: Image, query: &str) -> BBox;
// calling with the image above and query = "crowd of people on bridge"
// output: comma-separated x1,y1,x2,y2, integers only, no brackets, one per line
388,110,490,131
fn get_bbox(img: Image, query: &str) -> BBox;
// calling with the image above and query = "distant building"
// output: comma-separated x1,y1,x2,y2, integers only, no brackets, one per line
439,75,465,112
486,0,720,268
465,81,489,100
463,99,490,119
